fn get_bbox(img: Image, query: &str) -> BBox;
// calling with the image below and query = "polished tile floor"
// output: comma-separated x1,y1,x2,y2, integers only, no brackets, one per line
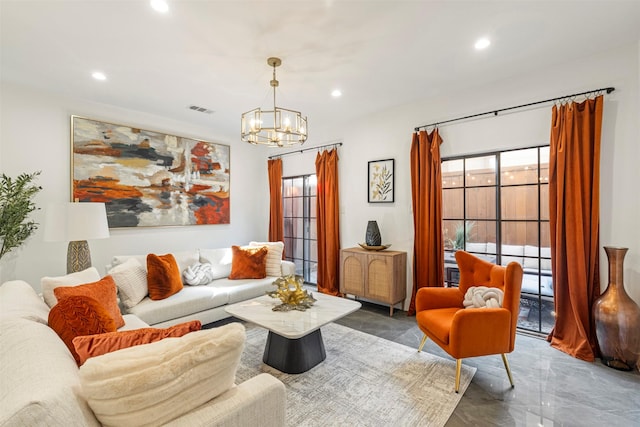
335,301,640,427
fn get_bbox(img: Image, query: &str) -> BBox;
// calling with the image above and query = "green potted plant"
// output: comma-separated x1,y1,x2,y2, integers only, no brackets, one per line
447,220,475,251
0,171,42,261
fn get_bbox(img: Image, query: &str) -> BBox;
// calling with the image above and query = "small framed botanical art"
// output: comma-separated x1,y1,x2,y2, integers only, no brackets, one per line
71,115,230,228
368,158,394,203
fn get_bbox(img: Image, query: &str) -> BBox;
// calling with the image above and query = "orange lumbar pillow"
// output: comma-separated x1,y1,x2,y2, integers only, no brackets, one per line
48,295,117,365
53,275,125,328
72,320,202,365
147,253,184,300
228,245,268,279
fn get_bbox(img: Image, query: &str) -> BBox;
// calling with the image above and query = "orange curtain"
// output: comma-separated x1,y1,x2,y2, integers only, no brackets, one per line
315,149,342,296
267,158,284,245
408,129,444,316
547,95,603,361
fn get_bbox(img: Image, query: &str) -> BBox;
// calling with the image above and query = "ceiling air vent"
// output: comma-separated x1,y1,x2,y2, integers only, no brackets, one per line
187,105,215,114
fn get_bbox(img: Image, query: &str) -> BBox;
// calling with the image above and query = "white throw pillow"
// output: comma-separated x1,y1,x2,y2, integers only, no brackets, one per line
182,262,215,285
249,241,284,277
199,248,233,279
78,323,246,427
463,286,504,308
41,267,101,308
107,258,148,309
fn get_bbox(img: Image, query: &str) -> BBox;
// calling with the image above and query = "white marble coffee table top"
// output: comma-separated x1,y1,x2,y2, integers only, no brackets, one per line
225,292,361,339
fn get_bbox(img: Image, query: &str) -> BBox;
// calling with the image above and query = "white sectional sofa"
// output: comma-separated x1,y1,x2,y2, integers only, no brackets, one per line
107,246,296,327
0,280,286,427
463,242,554,297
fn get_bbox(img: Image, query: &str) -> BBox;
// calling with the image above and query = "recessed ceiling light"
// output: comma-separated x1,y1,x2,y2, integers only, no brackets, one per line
331,89,342,98
91,71,107,81
150,0,169,13
474,37,491,50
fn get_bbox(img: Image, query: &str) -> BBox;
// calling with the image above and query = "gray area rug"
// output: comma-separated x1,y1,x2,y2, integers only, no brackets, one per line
235,322,476,427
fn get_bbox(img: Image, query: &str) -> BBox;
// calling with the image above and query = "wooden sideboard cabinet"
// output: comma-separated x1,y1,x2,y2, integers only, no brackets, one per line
339,247,407,316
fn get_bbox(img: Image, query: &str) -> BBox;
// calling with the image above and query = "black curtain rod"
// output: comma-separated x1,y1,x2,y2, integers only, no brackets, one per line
268,142,343,159
414,87,615,131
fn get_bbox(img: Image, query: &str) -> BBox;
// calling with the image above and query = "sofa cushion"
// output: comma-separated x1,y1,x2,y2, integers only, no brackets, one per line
213,277,276,304
524,245,552,271
48,295,118,365
521,273,554,297
112,254,148,271
147,253,183,300
501,244,524,266
464,242,487,253
0,317,101,426
119,314,151,331
108,257,148,308
73,320,202,365
0,280,50,324
229,245,268,280
78,323,246,427
126,285,229,325
54,275,125,328
170,250,201,275
249,241,284,277
111,250,200,275
199,247,233,279
40,266,101,308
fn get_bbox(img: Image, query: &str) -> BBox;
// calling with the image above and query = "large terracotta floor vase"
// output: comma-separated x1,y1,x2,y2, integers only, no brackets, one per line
593,246,640,371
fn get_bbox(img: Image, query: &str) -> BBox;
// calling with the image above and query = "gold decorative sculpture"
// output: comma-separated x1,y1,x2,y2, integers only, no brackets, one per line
267,275,316,311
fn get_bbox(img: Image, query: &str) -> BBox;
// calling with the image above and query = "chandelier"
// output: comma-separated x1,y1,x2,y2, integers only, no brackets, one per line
241,57,308,147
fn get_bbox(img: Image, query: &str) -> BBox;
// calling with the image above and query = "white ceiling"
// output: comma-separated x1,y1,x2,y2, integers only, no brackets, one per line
2,0,639,144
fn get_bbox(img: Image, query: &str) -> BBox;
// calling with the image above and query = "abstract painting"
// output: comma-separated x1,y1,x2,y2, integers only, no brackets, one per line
71,116,230,227
368,158,394,203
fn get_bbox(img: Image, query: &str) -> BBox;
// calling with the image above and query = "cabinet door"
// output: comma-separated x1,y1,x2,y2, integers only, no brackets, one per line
341,252,364,295
366,255,392,302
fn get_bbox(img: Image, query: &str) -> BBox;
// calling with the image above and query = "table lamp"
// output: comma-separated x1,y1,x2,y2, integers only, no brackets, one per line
44,202,110,273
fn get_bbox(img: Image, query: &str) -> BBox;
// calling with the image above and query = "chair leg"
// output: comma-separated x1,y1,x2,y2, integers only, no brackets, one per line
418,334,428,352
501,353,514,388
455,359,462,393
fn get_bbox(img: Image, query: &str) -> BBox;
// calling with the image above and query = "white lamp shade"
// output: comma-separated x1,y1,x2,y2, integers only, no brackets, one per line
44,202,110,242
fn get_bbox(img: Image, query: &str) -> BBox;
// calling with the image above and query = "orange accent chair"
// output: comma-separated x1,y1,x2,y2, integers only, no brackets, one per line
416,250,523,392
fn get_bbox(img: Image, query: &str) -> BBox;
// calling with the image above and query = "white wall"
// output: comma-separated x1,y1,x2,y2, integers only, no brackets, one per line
0,82,270,292
2,42,639,308
287,42,640,308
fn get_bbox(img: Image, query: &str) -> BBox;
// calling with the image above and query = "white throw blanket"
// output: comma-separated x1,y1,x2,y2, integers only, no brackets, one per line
183,263,215,285
463,286,504,308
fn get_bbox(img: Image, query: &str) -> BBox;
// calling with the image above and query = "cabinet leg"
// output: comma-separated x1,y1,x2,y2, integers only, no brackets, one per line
390,305,394,317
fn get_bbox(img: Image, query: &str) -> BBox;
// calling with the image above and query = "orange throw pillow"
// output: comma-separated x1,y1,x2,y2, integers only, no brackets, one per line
228,245,268,280
48,295,117,365
147,253,183,300
72,320,202,365
54,275,125,328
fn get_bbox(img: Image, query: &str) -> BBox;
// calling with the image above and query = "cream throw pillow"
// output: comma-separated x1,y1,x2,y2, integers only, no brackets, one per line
463,286,504,309
78,322,246,427
107,258,148,309
249,241,284,277
41,267,101,308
